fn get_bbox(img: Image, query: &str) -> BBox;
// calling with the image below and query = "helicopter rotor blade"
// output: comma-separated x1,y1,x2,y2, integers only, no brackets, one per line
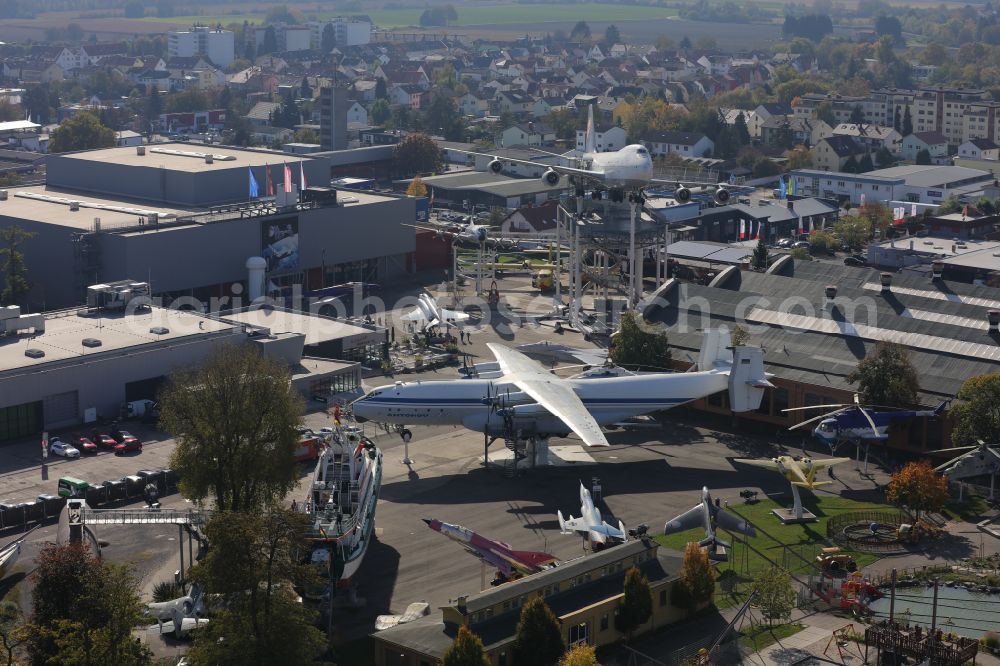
789,411,842,431
858,406,880,437
782,404,849,413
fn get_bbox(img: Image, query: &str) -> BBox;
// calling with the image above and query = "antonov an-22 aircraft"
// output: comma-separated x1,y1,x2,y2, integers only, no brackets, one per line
352,329,772,446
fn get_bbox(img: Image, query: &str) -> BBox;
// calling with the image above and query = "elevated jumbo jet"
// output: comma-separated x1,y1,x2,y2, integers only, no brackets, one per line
352,328,772,446
449,105,731,204
400,293,470,329
663,486,756,560
558,481,626,547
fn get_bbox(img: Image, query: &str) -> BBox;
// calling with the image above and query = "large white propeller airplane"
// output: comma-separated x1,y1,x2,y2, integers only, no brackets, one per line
352,328,771,446
400,293,470,329
663,486,756,560
558,481,626,547
449,105,732,204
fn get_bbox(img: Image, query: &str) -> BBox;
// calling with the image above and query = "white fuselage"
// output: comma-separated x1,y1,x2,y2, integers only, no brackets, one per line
584,144,654,187
352,370,729,438
578,486,608,544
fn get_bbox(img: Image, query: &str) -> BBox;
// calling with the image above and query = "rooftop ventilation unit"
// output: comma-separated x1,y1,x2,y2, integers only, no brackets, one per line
136,145,146,156
24,348,44,358
86,281,151,311
149,326,169,335
0,190,7,201
82,338,102,348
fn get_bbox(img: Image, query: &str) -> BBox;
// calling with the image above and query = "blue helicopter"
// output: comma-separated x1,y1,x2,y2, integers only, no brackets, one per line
784,394,949,453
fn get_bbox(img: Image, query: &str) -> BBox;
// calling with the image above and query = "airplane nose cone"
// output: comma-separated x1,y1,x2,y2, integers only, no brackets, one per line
422,518,432,526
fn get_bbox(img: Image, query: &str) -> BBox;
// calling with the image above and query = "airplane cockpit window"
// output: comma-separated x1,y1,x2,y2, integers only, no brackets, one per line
637,147,648,155
817,422,834,432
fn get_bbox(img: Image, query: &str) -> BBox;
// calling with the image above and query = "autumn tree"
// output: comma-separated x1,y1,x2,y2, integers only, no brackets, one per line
160,344,304,512
616,566,653,640
886,461,949,519
847,342,919,408
560,644,600,666
186,510,325,665
23,542,152,665
0,225,34,307
609,310,671,371
949,374,1000,445
48,111,115,153
443,625,491,666
391,132,443,178
0,601,24,666
514,597,564,666
671,542,716,613
753,567,795,626
406,175,428,197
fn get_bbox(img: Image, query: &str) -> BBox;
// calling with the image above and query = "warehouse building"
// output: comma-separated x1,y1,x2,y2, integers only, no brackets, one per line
0,143,417,310
789,165,995,206
0,296,369,443
371,539,686,666
649,259,1000,452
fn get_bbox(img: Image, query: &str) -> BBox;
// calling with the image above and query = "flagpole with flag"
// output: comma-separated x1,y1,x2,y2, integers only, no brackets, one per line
283,162,292,194
300,161,307,190
265,163,274,197
248,168,259,201
779,177,787,200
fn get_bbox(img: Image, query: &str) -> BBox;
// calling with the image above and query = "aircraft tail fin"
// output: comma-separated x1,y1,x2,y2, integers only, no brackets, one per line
699,534,731,550
697,328,733,372
728,346,772,412
584,103,596,154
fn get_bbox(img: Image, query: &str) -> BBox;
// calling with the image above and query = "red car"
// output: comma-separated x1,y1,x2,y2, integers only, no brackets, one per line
112,430,142,455
69,434,98,454
91,431,118,449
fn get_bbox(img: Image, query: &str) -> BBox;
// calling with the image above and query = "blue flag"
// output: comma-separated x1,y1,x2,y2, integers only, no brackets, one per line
249,168,259,198
779,177,787,199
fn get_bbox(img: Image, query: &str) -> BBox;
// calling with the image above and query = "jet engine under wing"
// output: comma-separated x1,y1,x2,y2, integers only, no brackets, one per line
448,148,602,181
663,504,704,535
487,343,609,446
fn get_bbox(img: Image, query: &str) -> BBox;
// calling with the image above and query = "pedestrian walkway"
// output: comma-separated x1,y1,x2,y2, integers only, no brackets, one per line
751,625,833,665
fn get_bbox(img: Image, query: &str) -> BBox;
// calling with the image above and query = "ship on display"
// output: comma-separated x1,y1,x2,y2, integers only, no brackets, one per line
304,426,382,594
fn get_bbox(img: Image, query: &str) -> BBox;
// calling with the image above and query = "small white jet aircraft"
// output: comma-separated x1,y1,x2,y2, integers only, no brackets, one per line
450,105,732,204
663,486,756,559
352,328,771,446
400,293,470,329
558,481,626,547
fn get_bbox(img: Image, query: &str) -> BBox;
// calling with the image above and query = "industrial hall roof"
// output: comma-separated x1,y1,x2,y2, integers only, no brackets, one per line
650,259,1000,404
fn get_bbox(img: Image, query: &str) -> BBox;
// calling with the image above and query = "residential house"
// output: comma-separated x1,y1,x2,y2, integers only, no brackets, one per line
386,84,411,107
831,123,902,153
499,122,556,147
576,124,627,153
347,102,369,126
759,115,816,148
458,91,491,118
641,131,714,158
500,200,560,235
250,125,295,145
530,97,552,119
351,79,378,102
495,90,534,115
115,130,143,147
901,131,950,163
244,101,281,127
813,135,865,172
957,138,1000,160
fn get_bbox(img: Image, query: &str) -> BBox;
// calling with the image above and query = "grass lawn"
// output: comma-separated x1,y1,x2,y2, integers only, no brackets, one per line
655,494,888,608
139,3,679,27
738,622,805,652
942,495,990,522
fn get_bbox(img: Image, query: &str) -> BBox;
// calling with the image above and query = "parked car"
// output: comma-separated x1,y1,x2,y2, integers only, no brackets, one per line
844,256,866,267
68,434,97,454
49,441,80,458
791,240,810,249
776,238,792,248
91,431,117,449
112,430,142,454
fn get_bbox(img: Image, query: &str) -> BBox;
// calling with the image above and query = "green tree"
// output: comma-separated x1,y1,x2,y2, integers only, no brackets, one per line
186,510,325,666
443,625,490,666
670,542,715,613
809,229,836,252
24,542,152,666
949,374,1000,445
369,98,390,126
885,461,949,520
299,76,311,99
732,324,750,347
790,247,812,261
423,92,464,141
48,111,115,153
847,341,919,407
604,24,621,45
571,20,591,41
616,566,653,639
0,225,34,307
857,152,874,173
849,104,865,124
260,25,278,55
292,127,318,144
785,145,814,170
560,644,600,666
609,310,671,371
752,157,781,178
902,105,913,135
680,35,692,49
752,238,768,270
0,601,25,666
320,23,335,52
833,214,872,249
814,100,836,126
936,193,963,214
159,344,304,512
513,597,564,666
753,567,796,626
391,132,443,178
375,77,387,100
733,111,751,145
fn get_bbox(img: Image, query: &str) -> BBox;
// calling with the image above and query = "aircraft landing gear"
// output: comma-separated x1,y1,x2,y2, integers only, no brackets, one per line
395,425,414,465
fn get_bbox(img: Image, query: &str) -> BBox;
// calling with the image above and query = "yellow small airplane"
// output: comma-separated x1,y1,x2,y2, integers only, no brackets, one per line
735,455,851,490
